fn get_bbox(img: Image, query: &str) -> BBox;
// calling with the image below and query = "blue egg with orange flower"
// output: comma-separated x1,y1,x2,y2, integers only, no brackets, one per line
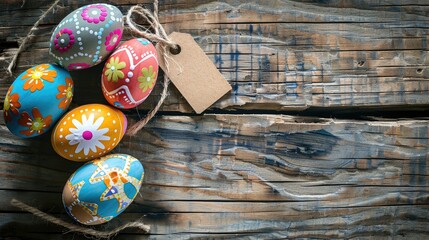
3,63,74,138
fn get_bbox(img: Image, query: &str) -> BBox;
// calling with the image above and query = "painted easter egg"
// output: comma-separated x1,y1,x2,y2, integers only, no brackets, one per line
49,3,124,70
101,38,159,109
62,153,144,225
3,64,74,138
51,104,127,161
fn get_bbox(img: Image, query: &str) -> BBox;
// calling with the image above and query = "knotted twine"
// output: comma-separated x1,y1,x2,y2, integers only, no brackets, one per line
125,0,180,136
7,0,61,76
9,0,181,237
11,199,150,238
7,0,177,135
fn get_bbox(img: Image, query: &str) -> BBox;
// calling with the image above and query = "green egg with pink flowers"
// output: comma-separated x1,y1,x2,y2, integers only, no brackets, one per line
49,3,124,71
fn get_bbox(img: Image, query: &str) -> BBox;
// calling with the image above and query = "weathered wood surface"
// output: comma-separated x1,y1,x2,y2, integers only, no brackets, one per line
1,0,429,239
1,0,429,112
1,113,429,239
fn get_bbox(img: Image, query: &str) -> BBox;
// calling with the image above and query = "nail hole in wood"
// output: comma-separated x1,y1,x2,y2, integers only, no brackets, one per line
417,68,423,74
357,61,365,67
169,45,181,55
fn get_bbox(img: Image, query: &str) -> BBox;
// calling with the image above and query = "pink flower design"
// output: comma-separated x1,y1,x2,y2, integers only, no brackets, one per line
54,28,75,53
68,62,91,70
105,29,122,51
81,4,108,24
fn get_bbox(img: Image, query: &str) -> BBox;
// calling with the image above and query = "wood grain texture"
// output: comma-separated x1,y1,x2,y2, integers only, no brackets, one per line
1,0,429,112
1,112,428,239
1,0,428,239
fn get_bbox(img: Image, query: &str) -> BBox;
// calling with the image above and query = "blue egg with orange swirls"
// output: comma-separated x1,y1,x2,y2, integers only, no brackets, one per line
3,63,74,138
62,154,144,225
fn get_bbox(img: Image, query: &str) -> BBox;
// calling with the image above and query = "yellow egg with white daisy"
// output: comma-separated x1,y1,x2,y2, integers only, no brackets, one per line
51,104,127,161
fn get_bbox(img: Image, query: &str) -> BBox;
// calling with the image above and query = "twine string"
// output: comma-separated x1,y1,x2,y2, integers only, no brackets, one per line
125,2,176,50
10,199,150,238
8,0,173,134
125,0,179,136
7,0,180,235
126,74,170,136
7,0,61,76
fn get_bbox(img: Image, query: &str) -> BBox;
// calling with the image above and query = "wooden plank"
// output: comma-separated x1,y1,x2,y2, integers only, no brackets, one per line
1,0,429,112
0,113,428,238
2,208,429,238
1,0,428,239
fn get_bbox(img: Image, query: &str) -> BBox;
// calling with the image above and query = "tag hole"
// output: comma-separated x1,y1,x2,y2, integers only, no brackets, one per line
169,45,181,55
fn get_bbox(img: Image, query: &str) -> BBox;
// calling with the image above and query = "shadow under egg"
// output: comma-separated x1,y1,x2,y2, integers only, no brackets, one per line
69,61,109,106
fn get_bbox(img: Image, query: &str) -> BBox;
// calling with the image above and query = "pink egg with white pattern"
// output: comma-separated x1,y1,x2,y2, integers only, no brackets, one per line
101,38,159,109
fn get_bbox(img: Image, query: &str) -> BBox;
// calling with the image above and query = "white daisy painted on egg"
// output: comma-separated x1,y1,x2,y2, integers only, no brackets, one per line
65,113,110,155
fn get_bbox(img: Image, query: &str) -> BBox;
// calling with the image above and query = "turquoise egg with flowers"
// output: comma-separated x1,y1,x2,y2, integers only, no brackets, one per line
62,154,144,225
3,63,74,138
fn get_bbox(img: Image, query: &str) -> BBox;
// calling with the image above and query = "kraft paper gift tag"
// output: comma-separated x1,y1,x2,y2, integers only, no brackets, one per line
157,32,232,114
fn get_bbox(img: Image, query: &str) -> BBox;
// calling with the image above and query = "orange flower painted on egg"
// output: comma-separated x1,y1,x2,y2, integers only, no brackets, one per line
18,108,53,136
21,64,57,92
3,86,21,122
57,77,74,109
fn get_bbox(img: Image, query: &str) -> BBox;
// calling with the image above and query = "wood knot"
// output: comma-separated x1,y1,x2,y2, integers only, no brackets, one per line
357,61,365,67
416,68,424,74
